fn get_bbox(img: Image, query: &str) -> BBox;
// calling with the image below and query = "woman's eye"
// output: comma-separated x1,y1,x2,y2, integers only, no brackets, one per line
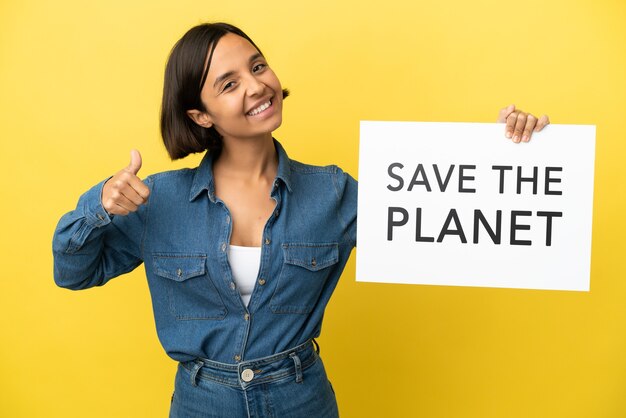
223,81,235,91
252,63,266,73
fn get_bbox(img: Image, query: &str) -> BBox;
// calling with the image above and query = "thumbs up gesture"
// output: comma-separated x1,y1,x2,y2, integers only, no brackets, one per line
102,150,150,216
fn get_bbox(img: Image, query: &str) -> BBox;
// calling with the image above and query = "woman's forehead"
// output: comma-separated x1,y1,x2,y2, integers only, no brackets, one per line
208,34,262,70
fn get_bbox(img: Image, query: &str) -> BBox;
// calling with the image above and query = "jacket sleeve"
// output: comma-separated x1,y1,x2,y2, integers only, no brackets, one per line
333,167,358,248
52,177,151,290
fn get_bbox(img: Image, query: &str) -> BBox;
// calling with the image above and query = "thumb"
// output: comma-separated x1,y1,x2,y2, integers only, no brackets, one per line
505,104,516,115
126,149,142,175
497,104,516,122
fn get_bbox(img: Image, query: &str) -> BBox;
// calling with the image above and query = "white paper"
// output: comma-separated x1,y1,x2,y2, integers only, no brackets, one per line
356,121,596,291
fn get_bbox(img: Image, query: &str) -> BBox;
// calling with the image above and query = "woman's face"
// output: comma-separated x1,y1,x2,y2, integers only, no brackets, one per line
190,33,283,143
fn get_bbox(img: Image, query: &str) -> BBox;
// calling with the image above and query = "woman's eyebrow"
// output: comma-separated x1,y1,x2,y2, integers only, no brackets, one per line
212,53,265,89
249,52,263,63
213,71,235,89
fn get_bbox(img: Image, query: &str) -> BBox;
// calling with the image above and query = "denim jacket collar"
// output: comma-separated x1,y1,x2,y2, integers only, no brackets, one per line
189,138,293,203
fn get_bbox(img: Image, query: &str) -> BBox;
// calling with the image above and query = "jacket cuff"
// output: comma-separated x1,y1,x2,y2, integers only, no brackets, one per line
79,177,114,227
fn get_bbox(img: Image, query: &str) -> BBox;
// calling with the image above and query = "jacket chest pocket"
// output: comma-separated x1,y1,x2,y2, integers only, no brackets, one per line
153,254,227,320
270,243,339,314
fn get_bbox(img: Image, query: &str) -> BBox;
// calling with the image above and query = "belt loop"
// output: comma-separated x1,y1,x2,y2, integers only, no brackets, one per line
312,338,320,354
290,352,303,383
190,360,204,387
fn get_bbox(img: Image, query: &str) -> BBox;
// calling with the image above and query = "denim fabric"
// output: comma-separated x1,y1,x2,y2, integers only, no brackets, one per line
169,340,338,418
53,140,357,364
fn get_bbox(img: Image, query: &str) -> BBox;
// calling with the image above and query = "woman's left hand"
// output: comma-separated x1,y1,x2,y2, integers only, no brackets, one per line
497,104,550,143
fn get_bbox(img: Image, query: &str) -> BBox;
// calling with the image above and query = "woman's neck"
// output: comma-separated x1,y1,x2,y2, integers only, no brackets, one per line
213,134,278,182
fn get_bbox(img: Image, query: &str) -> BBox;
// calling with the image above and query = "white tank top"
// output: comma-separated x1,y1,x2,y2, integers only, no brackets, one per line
227,245,262,307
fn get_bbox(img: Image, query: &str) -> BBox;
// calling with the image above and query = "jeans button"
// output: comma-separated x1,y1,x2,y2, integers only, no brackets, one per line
241,369,254,382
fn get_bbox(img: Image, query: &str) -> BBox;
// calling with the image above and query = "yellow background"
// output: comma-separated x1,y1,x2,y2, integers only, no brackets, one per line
1,0,625,417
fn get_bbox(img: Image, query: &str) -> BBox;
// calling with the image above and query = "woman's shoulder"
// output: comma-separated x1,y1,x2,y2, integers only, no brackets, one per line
146,166,196,181
141,167,198,195
288,159,339,174
287,159,357,194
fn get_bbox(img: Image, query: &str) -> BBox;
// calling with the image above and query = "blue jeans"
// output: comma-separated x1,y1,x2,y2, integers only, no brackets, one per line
169,340,339,417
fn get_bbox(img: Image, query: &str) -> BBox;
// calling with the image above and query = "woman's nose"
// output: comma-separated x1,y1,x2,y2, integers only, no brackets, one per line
245,75,265,96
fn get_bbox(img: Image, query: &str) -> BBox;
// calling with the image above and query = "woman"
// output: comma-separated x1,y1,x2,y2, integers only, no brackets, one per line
52,22,549,417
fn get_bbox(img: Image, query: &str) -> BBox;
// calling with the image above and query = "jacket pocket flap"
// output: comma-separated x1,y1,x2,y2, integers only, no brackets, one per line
152,254,207,282
282,243,339,272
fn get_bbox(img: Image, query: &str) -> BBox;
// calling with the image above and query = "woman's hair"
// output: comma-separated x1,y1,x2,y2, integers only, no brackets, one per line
160,22,289,160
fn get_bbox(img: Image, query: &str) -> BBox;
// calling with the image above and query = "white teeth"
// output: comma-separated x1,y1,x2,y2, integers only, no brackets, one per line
247,100,271,116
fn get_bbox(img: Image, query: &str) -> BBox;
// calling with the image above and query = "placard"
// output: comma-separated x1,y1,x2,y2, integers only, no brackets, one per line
356,122,596,291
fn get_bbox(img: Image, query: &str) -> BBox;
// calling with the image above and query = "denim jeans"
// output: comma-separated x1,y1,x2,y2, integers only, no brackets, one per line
169,340,338,418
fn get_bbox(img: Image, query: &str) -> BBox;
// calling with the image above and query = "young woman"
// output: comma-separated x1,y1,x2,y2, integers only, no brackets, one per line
52,22,549,418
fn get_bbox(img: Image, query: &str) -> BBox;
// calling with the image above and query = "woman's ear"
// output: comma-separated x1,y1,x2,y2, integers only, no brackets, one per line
186,109,213,128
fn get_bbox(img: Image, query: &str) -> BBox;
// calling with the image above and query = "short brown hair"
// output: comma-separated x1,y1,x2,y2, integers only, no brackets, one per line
160,22,289,160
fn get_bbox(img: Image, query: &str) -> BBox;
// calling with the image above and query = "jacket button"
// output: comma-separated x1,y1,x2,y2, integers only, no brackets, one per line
176,268,183,277
241,369,254,382
258,279,266,286
244,313,250,321
221,243,227,252
97,213,105,221
234,355,241,362
264,238,271,245
229,282,236,290
311,258,317,267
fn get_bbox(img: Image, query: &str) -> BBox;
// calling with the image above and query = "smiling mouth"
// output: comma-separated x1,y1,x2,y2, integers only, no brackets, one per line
247,100,272,116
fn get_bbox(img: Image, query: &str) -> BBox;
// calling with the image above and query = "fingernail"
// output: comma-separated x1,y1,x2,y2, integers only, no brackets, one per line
506,131,512,139
513,135,520,142
522,135,529,142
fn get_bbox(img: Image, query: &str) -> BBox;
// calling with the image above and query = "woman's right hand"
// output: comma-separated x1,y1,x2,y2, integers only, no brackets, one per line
101,149,150,216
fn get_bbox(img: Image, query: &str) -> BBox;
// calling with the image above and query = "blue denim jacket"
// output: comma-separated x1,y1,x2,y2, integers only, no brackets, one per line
53,140,357,364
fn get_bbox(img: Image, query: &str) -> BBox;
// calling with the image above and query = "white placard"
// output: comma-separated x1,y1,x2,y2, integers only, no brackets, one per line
356,121,595,291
